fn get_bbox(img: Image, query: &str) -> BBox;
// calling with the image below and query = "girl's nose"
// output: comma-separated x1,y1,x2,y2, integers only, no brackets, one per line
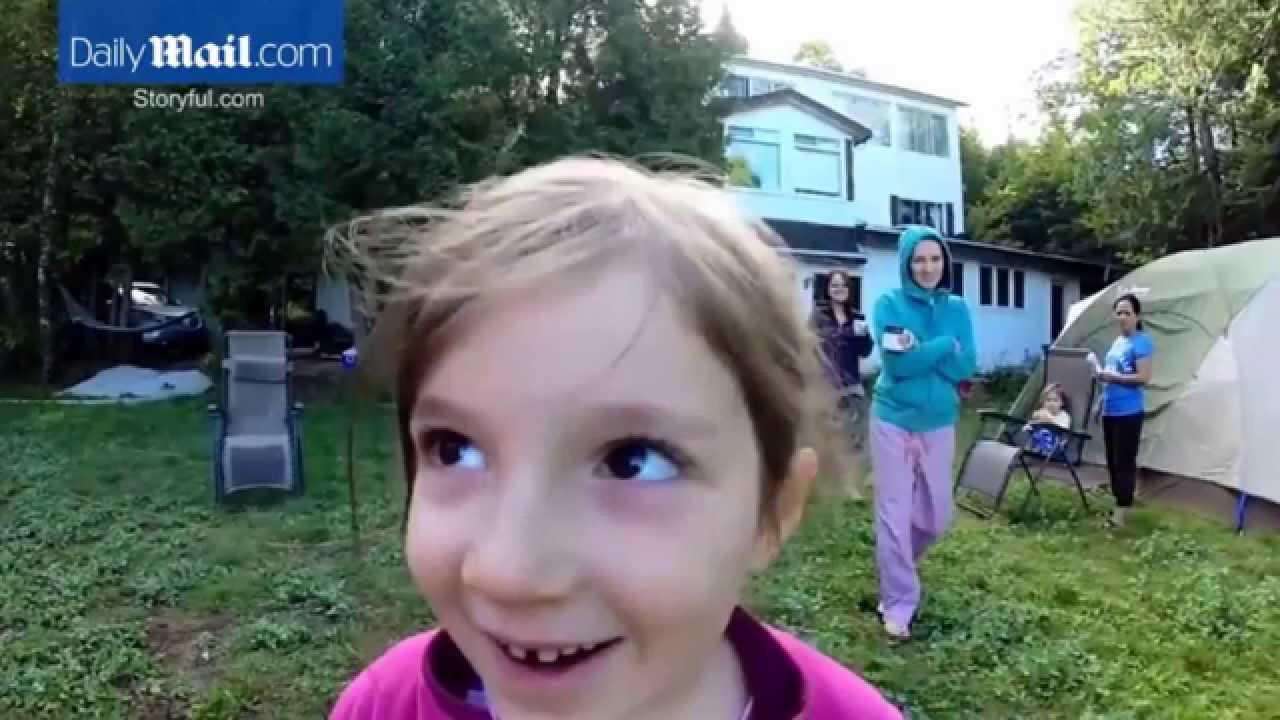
460,478,579,606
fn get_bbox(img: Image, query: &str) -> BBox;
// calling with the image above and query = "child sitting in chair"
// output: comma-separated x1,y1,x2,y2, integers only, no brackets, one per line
1024,383,1072,457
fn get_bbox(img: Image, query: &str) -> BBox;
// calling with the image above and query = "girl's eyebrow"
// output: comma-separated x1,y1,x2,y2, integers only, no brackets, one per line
583,402,721,439
412,393,489,432
413,393,720,440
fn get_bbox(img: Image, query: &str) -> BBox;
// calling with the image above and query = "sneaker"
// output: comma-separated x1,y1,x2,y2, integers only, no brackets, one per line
884,619,911,642
877,602,884,616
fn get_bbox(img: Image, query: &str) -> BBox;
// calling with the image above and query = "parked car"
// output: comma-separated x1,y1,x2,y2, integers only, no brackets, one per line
129,282,210,358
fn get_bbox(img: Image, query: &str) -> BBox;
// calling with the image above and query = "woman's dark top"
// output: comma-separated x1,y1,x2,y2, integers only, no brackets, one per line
812,305,874,390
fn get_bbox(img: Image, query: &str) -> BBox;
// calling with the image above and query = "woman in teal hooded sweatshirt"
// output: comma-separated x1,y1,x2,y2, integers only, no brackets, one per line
869,227,977,641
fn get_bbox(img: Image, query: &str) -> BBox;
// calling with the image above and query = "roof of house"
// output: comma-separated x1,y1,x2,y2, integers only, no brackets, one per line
729,56,969,109
765,221,1115,277
714,88,873,145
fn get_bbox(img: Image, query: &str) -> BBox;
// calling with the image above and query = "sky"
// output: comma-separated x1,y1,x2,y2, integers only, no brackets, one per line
699,0,1084,147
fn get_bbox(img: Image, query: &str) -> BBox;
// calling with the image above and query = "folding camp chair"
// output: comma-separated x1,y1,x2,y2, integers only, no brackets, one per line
207,331,305,502
955,346,1097,517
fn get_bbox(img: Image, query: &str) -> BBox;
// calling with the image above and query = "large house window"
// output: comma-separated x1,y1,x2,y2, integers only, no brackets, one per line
891,196,954,235
979,264,1026,308
899,106,949,157
725,126,781,192
720,73,749,98
792,134,841,197
833,92,891,146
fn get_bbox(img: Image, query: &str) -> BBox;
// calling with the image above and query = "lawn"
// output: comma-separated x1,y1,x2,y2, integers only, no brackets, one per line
3,389,1279,719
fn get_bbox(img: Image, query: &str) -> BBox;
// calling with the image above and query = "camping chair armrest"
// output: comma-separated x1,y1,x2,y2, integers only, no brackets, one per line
977,409,1028,426
291,401,304,415
1027,421,1090,442
206,403,224,419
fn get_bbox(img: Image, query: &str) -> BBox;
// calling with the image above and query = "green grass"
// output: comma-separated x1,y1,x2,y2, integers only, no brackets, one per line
3,390,1279,719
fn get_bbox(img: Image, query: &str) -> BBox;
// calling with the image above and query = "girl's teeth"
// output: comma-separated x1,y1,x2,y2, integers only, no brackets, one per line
537,649,559,663
506,645,528,660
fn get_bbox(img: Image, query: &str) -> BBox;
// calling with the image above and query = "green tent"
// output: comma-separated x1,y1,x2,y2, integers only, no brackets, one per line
1011,238,1280,530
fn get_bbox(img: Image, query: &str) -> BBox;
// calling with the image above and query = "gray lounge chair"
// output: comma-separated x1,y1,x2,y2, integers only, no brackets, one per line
955,345,1097,517
208,331,305,502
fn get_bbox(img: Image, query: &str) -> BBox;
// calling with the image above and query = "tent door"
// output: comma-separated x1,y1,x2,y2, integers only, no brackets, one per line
1051,282,1065,341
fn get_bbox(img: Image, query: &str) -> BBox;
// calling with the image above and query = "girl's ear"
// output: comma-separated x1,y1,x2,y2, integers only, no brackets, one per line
750,447,818,571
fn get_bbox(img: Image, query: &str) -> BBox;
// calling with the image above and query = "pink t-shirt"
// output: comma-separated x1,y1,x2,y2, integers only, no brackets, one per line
330,607,904,720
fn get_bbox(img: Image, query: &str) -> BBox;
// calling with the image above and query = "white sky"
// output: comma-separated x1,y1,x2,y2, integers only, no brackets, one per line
700,0,1084,147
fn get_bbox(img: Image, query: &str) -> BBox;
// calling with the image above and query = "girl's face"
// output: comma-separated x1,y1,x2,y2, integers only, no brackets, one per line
826,272,850,305
1114,299,1140,335
1043,391,1063,415
404,263,813,719
910,240,946,290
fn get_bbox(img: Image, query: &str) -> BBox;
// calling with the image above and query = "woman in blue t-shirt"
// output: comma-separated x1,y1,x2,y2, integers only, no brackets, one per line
1097,293,1154,528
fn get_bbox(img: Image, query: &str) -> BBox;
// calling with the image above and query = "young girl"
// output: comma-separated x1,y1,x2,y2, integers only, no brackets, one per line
1024,383,1072,457
327,157,904,720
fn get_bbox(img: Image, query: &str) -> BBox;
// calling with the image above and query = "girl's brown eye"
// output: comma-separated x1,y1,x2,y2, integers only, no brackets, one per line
420,429,486,470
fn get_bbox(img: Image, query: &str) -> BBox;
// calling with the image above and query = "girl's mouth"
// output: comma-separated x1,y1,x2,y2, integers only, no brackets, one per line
491,636,624,673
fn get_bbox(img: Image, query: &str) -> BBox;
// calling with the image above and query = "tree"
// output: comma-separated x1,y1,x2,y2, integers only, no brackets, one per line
713,7,748,56
793,39,843,73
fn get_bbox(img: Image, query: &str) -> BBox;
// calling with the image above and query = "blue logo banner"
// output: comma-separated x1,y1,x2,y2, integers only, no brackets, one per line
58,0,344,85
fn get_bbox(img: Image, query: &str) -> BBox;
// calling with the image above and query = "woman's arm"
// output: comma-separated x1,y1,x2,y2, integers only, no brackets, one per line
871,295,953,379
936,301,978,383
1103,357,1152,385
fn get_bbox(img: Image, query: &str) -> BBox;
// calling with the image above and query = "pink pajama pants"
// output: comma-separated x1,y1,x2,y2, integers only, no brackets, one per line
870,417,956,628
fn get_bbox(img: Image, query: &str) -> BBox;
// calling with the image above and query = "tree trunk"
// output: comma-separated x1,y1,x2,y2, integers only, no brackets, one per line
37,91,70,385
1196,107,1225,247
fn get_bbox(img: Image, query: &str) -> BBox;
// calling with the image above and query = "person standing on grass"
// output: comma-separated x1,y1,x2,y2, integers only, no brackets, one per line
811,270,875,453
1096,293,1154,529
868,226,977,642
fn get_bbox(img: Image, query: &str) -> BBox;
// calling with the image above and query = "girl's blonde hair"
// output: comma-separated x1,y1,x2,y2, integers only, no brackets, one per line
1040,382,1072,416
324,155,858,530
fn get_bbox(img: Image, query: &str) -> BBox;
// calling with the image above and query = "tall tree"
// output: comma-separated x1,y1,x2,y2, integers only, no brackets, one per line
713,7,748,56
793,39,843,73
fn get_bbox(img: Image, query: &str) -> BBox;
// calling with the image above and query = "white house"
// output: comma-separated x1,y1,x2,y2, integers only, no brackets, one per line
715,56,1111,372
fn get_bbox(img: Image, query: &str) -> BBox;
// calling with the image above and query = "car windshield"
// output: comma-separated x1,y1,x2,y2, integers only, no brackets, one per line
131,286,171,306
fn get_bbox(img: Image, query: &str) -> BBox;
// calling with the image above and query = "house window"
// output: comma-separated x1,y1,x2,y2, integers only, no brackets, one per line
793,134,841,197
720,73,749,98
951,261,964,296
834,92,891,146
891,196,954,235
979,265,1026,308
750,77,793,95
725,126,781,192
899,106,949,157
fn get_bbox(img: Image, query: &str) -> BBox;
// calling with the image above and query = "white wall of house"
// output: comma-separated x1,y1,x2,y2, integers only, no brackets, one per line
723,58,965,234
788,246,1082,375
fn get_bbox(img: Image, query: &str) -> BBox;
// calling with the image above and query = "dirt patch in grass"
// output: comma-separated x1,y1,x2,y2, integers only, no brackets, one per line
145,609,235,691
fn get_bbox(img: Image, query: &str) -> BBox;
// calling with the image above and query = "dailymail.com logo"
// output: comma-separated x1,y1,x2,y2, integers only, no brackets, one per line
58,0,343,86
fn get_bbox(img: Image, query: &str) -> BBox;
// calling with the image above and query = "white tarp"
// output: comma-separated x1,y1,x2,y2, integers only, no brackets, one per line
57,365,212,404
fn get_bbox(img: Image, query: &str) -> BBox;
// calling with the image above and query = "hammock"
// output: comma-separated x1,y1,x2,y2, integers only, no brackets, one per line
58,284,193,335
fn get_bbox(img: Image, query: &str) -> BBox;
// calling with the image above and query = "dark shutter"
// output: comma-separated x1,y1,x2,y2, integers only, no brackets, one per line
951,261,964,296
851,275,863,311
1014,270,1025,308
997,267,1010,306
980,265,993,305
845,139,855,201
946,203,955,236
890,195,900,226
